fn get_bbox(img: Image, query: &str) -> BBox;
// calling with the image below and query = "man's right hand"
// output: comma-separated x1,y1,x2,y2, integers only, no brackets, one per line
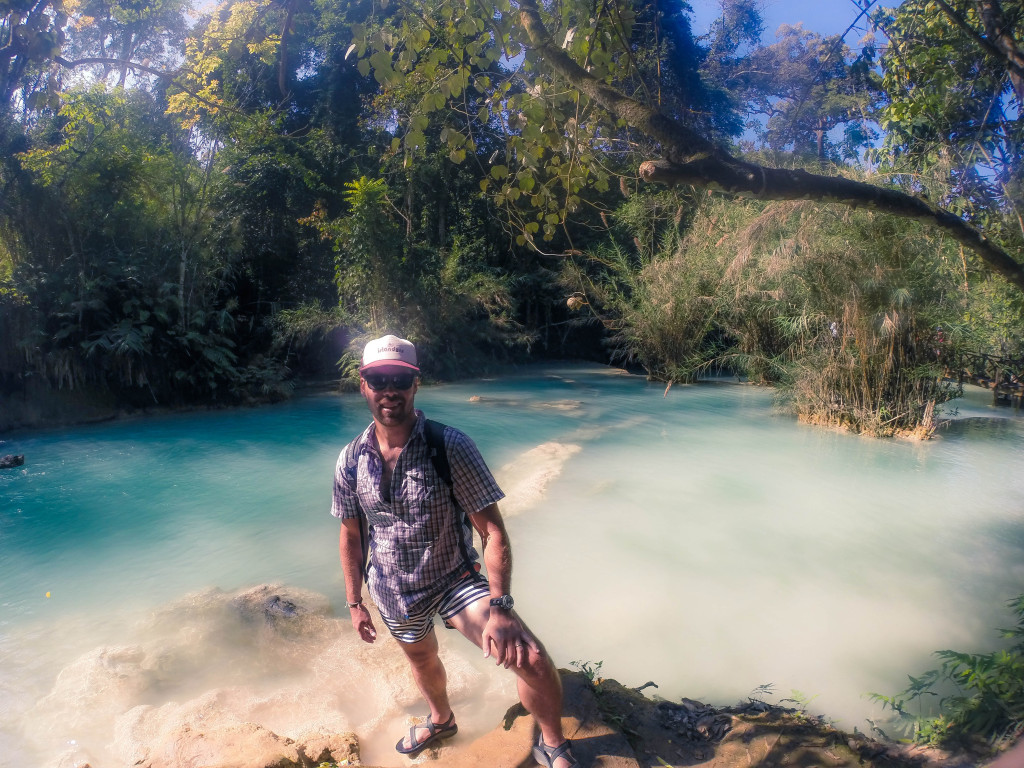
350,603,377,643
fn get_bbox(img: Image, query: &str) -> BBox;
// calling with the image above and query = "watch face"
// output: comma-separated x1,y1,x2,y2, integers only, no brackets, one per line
491,595,514,610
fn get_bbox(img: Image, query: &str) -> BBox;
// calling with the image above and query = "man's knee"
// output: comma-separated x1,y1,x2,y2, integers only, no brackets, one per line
399,634,441,667
518,645,558,684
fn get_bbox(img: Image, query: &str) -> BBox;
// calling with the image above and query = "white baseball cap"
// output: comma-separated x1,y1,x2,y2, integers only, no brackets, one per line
359,334,419,373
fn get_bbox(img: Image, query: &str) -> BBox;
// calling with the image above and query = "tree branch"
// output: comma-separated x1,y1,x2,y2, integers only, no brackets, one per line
516,0,720,164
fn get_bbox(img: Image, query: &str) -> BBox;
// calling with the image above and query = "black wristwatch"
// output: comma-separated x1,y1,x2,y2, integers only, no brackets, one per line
489,594,514,611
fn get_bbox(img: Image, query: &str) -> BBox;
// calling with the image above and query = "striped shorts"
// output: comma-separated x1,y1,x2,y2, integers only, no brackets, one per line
379,572,491,644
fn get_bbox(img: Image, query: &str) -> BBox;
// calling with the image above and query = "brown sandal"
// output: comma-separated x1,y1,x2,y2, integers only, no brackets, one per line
395,711,458,755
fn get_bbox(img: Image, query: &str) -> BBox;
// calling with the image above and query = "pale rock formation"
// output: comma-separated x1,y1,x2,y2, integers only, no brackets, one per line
496,442,582,516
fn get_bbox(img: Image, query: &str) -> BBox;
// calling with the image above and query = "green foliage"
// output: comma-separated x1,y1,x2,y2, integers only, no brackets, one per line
303,175,407,330
873,0,1024,232
4,0,1024,423
742,197,964,437
779,689,825,723
310,171,533,378
870,595,1024,749
570,659,605,684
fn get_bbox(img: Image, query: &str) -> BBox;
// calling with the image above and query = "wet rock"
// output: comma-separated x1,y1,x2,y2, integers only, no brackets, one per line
466,395,584,412
1,453,24,468
133,722,303,768
657,696,733,741
135,584,336,683
440,671,641,768
295,730,359,765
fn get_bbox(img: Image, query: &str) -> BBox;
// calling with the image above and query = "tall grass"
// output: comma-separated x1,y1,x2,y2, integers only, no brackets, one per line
719,199,963,437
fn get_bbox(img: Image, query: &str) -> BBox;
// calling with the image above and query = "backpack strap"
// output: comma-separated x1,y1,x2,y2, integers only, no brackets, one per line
423,419,476,572
341,434,372,579
424,419,452,489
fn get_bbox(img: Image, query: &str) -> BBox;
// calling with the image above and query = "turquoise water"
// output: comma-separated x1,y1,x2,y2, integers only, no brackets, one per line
2,365,1023,766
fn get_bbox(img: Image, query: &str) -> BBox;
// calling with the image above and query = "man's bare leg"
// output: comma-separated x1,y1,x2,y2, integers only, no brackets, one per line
396,629,455,750
446,599,573,768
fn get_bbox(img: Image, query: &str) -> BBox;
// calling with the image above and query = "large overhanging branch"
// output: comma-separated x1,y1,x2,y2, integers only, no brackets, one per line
514,0,1024,294
640,159,1024,292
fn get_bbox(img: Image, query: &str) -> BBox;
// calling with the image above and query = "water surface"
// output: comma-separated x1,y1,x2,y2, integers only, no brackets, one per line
1,366,1022,766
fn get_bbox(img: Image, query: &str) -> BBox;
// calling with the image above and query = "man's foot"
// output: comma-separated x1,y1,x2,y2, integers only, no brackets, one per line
395,711,458,755
533,735,579,767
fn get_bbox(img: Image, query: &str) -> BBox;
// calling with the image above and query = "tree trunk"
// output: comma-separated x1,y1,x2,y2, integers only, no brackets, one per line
179,243,188,331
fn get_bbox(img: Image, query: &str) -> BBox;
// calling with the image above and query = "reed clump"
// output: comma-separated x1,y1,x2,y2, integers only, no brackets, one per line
576,179,978,436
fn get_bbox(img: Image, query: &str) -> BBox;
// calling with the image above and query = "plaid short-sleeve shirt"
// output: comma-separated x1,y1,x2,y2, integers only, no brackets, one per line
331,410,505,619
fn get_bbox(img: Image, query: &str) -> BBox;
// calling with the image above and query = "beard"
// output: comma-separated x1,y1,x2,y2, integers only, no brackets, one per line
368,393,416,427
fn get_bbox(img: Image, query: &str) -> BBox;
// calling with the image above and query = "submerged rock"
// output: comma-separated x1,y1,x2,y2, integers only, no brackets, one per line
31,645,155,745
229,584,334,640
1,453,24,468
467,395,584,412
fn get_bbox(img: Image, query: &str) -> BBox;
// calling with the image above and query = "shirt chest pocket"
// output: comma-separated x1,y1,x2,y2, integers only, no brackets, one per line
401,469,450,534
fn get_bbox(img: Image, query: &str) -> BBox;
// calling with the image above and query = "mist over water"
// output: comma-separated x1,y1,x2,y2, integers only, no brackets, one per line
2,365,1022,767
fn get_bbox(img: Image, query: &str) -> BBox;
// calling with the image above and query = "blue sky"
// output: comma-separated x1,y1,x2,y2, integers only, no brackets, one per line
688,0,878,45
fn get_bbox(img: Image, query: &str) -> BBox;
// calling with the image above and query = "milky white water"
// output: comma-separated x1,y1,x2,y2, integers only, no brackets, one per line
1,364,1022,767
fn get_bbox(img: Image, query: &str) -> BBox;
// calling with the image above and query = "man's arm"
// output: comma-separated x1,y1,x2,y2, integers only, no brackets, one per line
470,503,539,668
339,517,377,643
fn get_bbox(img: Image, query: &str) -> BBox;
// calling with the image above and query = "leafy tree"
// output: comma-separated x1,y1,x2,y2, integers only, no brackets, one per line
738,23,882,163
1,0,194,117
876,1,1024,235
0,0,67,113
4,85,283,404
63,0,190,87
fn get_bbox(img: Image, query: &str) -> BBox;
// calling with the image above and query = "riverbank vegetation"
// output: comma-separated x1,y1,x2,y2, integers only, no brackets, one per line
2,0,1024,434
871,594,1024,752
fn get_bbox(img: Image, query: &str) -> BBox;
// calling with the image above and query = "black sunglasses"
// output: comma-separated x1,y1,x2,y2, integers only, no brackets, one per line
363,373,417,392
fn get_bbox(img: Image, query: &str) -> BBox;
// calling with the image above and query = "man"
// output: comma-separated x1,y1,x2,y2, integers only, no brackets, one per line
331,334,579,768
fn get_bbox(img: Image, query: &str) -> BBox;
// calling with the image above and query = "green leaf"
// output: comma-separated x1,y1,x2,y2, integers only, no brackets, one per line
406,130,426,149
